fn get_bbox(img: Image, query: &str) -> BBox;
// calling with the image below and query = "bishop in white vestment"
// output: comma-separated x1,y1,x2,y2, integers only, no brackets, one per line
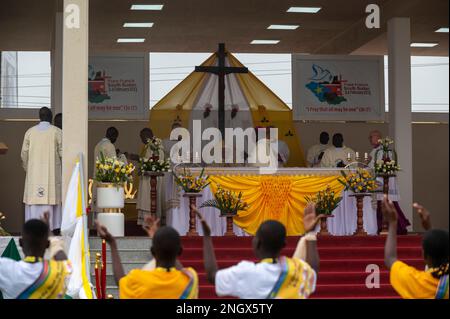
21,107,62,231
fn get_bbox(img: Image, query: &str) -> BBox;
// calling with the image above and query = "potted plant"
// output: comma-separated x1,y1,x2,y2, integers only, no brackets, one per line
304,186,342,235
94,152,135,210
374,137,400,177
173,167,210,236
200,185,249,236
339,168,379,236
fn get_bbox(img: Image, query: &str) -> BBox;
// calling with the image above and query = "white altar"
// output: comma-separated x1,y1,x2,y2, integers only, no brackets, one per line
163,168,378,236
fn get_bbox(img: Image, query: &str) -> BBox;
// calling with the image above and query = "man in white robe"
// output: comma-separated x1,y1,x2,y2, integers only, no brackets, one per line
320,133,355,168
367,130,410,234
306,132,330,167
128,128,165,226
21,107,62,231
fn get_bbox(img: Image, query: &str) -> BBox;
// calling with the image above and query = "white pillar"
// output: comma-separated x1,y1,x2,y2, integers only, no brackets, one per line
51,11,63,115
387,18,413,230
62,0,89,202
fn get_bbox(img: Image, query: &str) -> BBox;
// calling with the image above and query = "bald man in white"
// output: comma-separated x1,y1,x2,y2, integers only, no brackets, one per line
320,133,355,168
21,107,62,231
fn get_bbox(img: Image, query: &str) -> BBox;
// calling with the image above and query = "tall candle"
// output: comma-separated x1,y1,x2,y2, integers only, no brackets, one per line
356,152,360,159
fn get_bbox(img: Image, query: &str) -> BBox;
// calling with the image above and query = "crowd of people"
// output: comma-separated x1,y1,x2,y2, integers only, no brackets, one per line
0,198,448,299
1,107,447,299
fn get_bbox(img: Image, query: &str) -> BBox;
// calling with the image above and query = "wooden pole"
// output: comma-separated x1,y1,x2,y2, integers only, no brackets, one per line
380,176,390,234
354,195,368,236
150,176,158,219
224,215,235,236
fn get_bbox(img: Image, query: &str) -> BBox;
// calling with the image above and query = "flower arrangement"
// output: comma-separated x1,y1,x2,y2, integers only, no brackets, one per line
304,186,342,216
200,185,249,216
374,137,400,176
95,152,135,186
374,159,400,176
147,137,164,154
0,212,10,236
139,157,170,174
173,167,210,193
339,168,379,194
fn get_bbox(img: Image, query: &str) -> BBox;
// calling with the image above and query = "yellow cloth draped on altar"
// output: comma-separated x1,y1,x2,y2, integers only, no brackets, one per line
209,175,345,236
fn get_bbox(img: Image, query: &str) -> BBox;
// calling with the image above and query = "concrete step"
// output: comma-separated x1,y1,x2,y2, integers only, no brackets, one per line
89,237,152,250
90,249,152,263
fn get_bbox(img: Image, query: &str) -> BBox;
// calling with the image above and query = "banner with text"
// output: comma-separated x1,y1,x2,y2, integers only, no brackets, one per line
88,55,147,119
292,55,385,121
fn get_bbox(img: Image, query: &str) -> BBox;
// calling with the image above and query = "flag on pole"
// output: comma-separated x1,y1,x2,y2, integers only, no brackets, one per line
0,239,21,299
61,159,96,299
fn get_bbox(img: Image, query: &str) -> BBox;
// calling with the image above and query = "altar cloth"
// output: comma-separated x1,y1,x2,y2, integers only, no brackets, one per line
165,168,378,236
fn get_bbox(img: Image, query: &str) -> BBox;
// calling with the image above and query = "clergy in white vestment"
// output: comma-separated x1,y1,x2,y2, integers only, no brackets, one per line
131,128,166,226
21,107,62,231
247,126,287,168
320,133,355,168
306,132,330,167
367,130,410,234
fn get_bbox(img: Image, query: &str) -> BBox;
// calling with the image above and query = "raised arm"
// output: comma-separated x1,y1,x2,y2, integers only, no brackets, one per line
293,203,323,273
413,203,432,231
192,205,218,284
382,195,398,269
96,221,125,285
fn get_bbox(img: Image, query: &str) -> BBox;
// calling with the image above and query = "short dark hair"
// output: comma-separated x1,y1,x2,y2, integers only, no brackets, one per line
320,132,329,144
151,226,181,261
140,127,154,136
106,127,119,139
54,113,62,129
256,220,286,256
39,107,53,122
22,219,49,245
423,229,449,278
332,133,344,148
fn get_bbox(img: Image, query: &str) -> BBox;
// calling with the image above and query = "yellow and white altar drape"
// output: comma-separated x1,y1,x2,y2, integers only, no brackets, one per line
209,175,344,236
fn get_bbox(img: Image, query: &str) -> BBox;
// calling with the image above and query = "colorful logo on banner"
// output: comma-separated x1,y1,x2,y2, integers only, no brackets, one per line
88,65,111,103
305,64,347,105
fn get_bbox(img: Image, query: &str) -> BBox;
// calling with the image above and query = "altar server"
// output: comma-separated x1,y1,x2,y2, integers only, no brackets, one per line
0,216,71,299
93,127,120,177
307,132,330,167
383,197,449,299
21,107,62,231
320,133,355,168
96,221,198,299
196,204,322,299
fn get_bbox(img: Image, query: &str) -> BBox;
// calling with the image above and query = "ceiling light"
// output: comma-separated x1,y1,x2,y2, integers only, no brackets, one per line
410,42,438,48
251,40,280,45
117,38,146,43
130,4,164,10
123,22,154,28
268,24,300,30
435,27,449,33
287,7,321,13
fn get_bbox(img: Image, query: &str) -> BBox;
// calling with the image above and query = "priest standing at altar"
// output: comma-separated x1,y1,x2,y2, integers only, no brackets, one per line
368,130,410,234
21,107,62,232
307,132,330,167
320,133,355,168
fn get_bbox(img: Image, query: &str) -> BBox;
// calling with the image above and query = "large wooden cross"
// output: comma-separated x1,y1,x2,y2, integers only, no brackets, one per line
195,43,248,135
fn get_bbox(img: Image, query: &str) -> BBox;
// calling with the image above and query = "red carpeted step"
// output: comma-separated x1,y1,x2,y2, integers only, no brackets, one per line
194,271,393,286
181,246,422,260
178,235,424,299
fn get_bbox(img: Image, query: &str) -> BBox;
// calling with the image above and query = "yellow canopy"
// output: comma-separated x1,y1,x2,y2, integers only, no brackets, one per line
149,51,306,167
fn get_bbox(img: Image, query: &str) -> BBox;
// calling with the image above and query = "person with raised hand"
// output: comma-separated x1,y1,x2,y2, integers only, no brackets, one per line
193,203,322,299
383,196,449,299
